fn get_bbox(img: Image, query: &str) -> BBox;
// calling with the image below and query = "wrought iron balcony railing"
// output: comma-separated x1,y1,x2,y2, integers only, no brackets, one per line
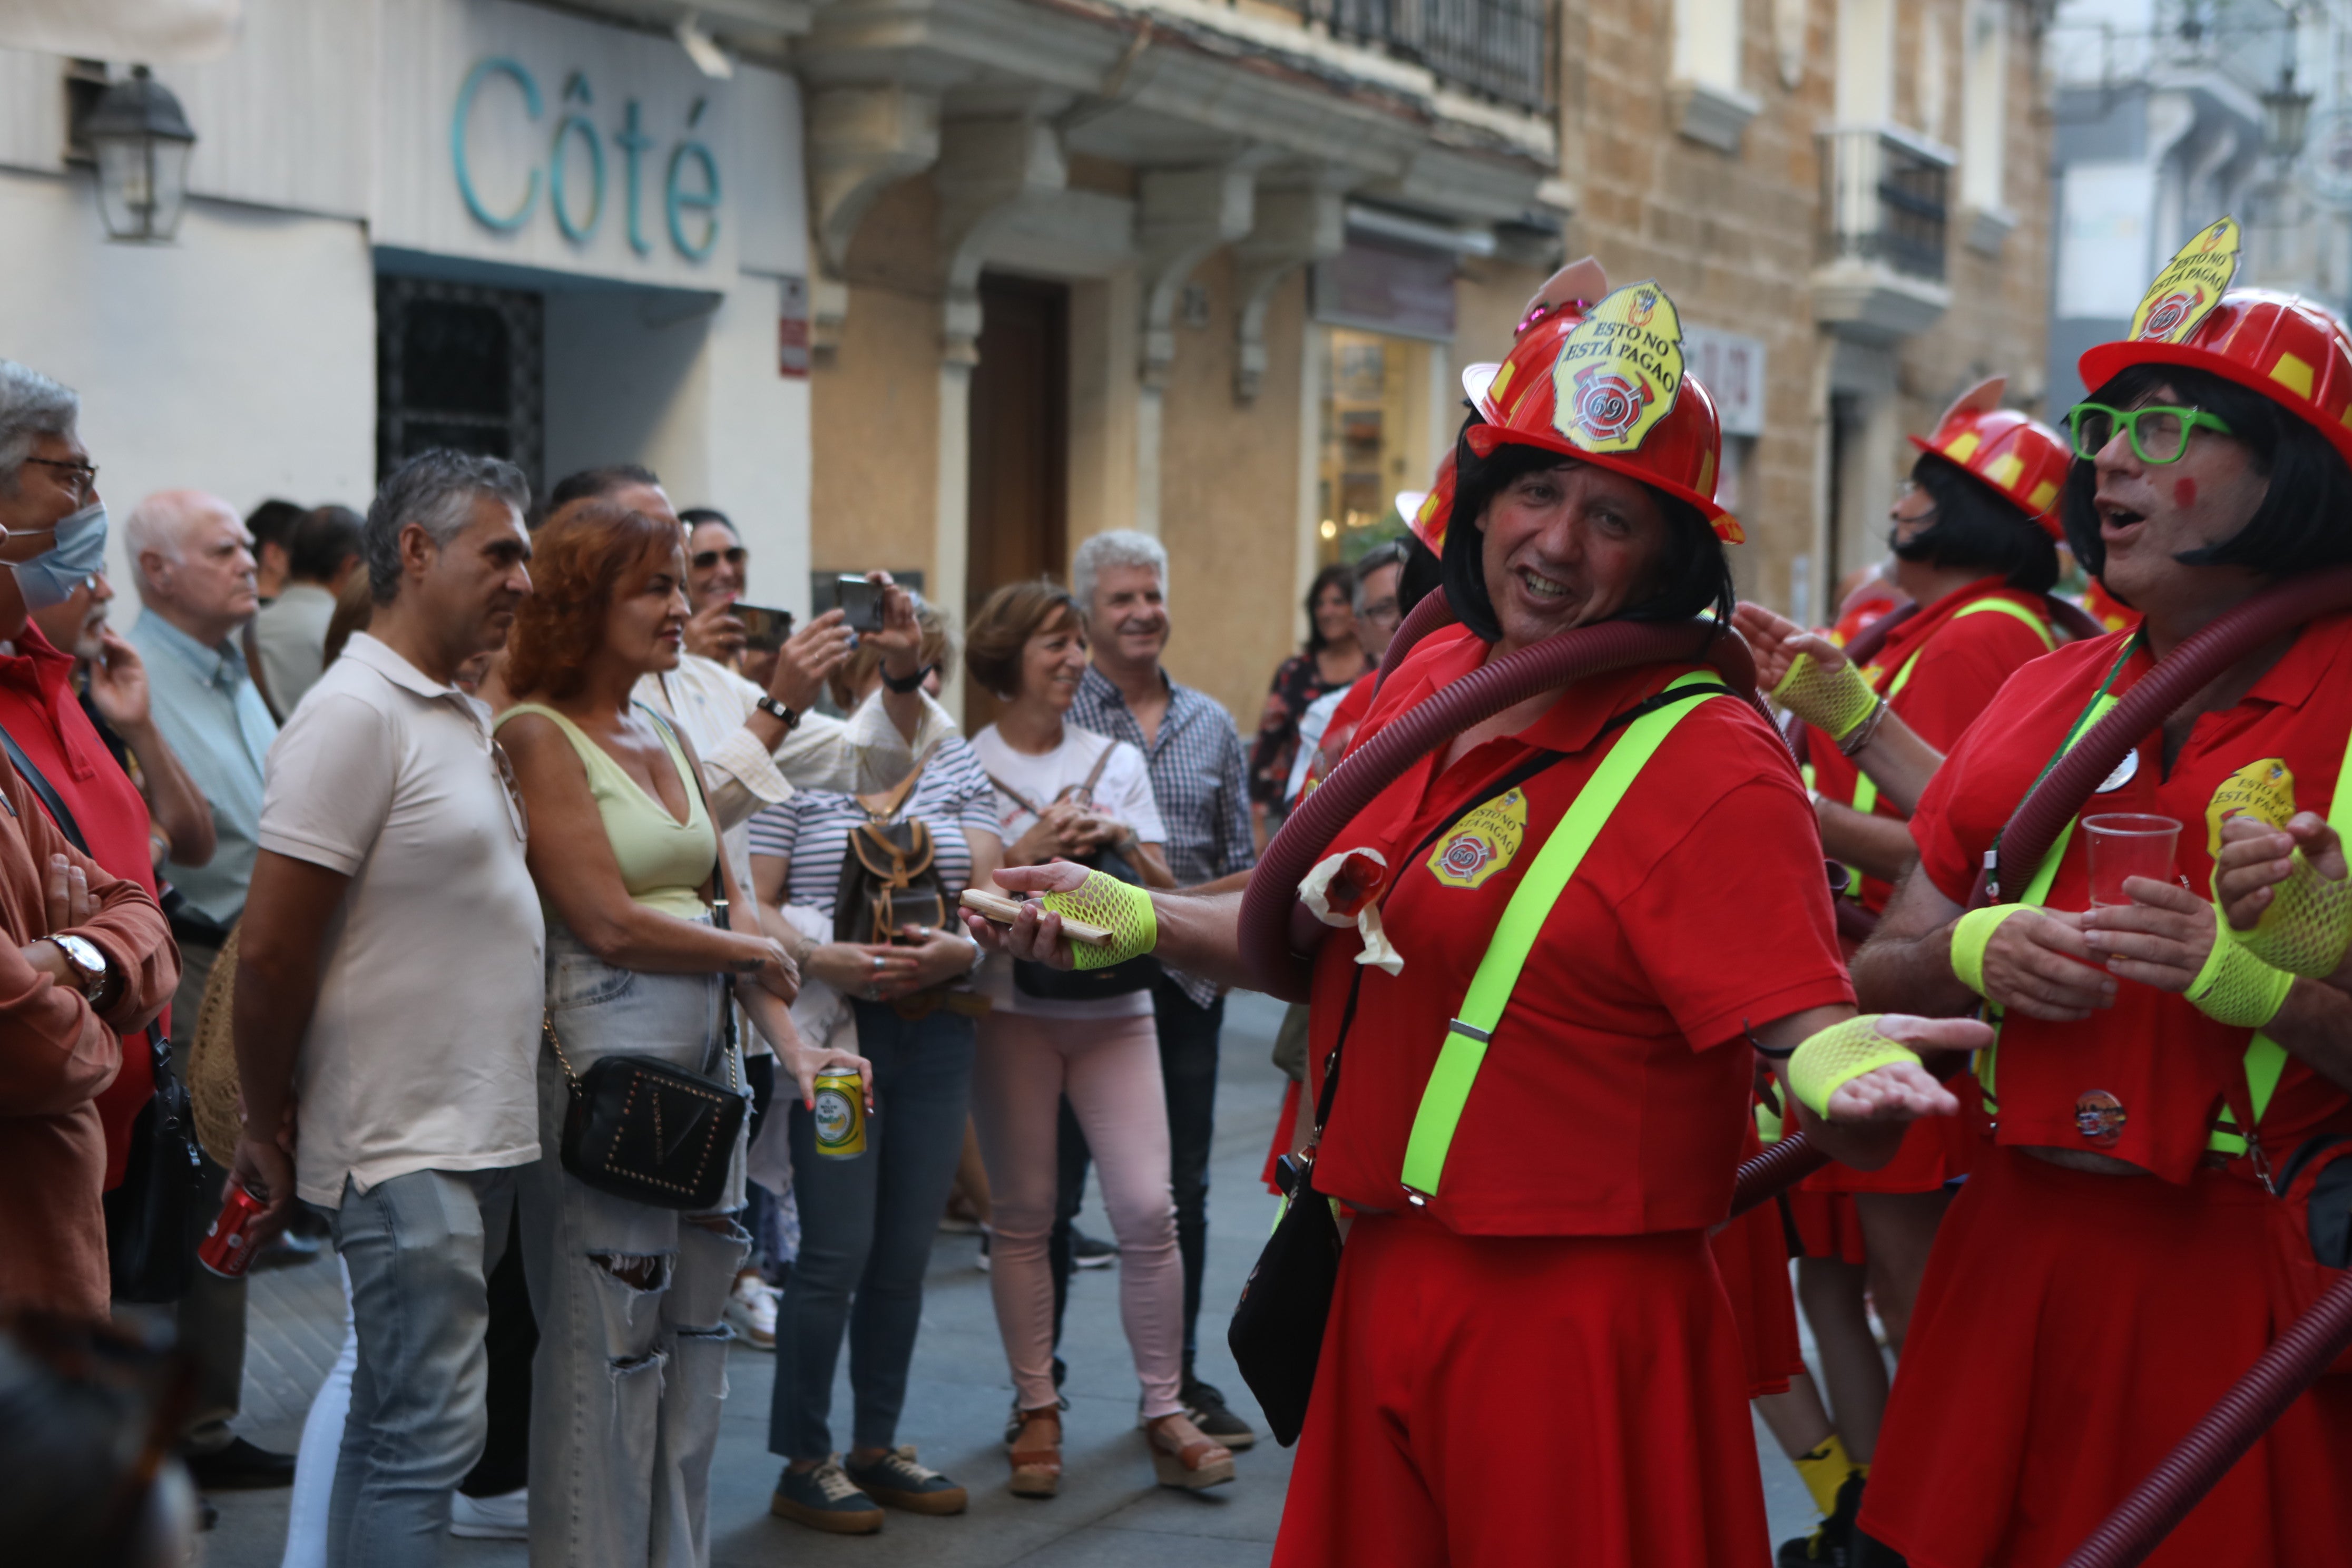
1296,0,1552,113
1818,125,1954,283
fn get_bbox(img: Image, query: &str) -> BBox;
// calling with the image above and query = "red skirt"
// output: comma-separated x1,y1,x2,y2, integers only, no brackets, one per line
1861,1145,2352,1568
1274,1214,1771,1568
1263,1080,1302,1195
1711,1198,1804,1396
1780,1188,1867,1266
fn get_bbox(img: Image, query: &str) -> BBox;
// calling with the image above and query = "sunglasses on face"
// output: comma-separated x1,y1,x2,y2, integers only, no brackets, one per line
692,547,748,572
2066,403,2234,465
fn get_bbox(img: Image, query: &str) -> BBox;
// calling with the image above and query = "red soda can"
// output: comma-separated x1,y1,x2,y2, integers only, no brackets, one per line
198,1181,271,1278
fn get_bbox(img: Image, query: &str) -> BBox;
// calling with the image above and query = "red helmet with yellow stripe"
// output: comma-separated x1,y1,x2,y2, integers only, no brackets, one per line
1461,280,1742,544
1907,376,2069,540
1396,445,1459,554
2077,216,2352,473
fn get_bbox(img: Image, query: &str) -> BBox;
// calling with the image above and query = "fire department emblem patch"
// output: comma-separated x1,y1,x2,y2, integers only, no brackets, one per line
1429,787,1527,889
2074,1090,2126,1148
1550,282,1685,455
2130,217,2239,345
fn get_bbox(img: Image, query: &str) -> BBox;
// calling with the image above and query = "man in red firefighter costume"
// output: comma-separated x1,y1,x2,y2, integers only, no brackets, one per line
1851,217,2352,1567
965,278,1985,1567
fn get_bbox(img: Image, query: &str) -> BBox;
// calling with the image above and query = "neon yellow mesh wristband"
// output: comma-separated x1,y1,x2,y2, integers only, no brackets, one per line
2186,930,2294,1028
2230,848,2352,979
1038,869,1158,969
1788,1014,1923,1119
1949,905,2025,997
1770,653,1880,744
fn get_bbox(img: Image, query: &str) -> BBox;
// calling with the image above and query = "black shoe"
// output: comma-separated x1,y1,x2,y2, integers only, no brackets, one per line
1776,1469,1864,1567
1071,1228,1118,1269
250,1229,324,1272
1179,1376,1256,1452
1850,1527,1907,1568
186,1437,297,1491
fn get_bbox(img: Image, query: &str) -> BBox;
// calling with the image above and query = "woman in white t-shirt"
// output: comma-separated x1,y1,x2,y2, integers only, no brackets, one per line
962,580,1233,1499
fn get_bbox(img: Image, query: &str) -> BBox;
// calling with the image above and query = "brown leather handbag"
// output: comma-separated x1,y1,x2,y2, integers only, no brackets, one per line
834,744,950,946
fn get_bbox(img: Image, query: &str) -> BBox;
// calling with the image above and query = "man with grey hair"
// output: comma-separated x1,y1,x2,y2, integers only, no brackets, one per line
232,448,540,1567
1064,528,1258,1447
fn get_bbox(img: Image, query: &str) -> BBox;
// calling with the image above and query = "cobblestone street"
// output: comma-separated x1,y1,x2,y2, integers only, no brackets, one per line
196,993,1815,1566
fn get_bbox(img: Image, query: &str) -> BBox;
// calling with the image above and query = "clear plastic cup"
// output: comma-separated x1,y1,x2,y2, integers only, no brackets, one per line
2083,814,2182,907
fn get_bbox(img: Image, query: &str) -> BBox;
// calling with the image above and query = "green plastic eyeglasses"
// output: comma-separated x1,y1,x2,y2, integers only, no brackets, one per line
2066,402,2234,464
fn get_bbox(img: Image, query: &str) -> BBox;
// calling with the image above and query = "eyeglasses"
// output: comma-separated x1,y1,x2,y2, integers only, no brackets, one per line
2066,403,2234,465
691,546,748,572
1358,597,1402,627
22,456,98,502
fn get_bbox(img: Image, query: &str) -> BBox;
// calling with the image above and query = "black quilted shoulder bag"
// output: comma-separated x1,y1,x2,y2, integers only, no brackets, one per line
545,708,748,1212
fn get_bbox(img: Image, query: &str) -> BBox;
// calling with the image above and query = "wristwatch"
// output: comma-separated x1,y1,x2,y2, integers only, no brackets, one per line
755,694,800,731
52,934,109,1001
881,662,929,695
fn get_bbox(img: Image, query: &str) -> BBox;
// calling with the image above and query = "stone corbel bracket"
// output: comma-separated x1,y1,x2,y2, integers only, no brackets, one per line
1138,166,1258,389
936,116,1071,366
807,85,942,357
1232,185,1346,404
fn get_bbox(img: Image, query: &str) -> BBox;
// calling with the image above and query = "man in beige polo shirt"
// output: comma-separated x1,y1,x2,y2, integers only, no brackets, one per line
231,449,540,1568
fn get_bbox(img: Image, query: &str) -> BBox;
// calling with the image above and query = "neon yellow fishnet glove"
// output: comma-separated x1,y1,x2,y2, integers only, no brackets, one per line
1038,868,1158,969
2229,849,2352,979
2187,925,2294,1027
1788,1014,1924,1119
1770,653,1880,745
1949,905,2026,997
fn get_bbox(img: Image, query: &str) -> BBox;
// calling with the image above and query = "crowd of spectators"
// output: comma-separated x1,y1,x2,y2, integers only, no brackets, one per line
0,354,1275,1565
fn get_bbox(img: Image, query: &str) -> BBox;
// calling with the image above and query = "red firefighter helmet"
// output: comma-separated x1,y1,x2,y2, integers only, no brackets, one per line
1397,445,1459,554
1462,280,1741,543
2080,287,2352,473
1906,376,2071,540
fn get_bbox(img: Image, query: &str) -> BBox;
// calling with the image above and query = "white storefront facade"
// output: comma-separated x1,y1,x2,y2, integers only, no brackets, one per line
0,0,815,610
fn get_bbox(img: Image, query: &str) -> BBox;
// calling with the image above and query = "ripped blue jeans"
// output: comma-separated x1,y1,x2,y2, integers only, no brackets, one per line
519,921,749,1568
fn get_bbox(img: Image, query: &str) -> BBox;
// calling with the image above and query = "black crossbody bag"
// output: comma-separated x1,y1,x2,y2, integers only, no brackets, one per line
543,708,748,1212
0,721,202,1302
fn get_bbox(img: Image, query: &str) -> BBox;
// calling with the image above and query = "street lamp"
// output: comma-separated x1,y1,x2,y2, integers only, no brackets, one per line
83,66,197,242
2264,64,2315,166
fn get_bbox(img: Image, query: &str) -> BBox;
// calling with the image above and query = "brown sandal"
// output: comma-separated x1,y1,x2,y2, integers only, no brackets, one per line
1143,1411,1234,1491
1005,1404,1063,1498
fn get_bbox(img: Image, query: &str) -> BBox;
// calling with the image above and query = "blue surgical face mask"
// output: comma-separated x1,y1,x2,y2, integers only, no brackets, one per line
12,502,108,612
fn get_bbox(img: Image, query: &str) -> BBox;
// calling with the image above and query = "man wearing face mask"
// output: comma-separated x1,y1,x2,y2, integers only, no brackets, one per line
0,369,216,1217
123,487,291,1492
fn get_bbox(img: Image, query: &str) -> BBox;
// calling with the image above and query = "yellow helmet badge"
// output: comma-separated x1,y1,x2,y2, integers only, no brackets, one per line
2131,217,2241,346
1551,282,1685,455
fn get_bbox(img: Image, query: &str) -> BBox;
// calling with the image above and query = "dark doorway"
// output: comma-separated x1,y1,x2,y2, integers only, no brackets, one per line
965,273,1069,730
376,277,544,493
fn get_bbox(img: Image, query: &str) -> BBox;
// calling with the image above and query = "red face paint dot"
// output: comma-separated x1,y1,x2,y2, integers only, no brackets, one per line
2173,476,2197,508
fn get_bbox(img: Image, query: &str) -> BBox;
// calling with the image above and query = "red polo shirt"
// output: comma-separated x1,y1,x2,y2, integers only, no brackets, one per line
1307,625,1854,1236
0,625,161,1188
1910,614,2352,1183
1809,579,2054,912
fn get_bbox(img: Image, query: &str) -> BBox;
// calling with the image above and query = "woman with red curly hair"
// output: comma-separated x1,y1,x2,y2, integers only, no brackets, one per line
495,501,868,1568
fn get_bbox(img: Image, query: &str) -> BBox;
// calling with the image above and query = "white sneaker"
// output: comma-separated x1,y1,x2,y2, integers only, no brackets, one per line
450,1487,529,1540
726,1270,779,1349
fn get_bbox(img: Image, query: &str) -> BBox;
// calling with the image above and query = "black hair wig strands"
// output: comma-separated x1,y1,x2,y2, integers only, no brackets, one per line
1896,451,2061,593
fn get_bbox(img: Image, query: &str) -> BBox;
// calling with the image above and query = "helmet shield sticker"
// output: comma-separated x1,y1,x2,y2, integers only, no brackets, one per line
2130,217,2241,345
1550,282,1685,455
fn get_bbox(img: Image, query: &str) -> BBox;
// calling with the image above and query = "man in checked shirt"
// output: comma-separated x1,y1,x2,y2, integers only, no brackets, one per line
1063,529,1259,1449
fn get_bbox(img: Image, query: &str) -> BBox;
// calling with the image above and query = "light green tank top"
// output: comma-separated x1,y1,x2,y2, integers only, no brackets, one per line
495,702,713,920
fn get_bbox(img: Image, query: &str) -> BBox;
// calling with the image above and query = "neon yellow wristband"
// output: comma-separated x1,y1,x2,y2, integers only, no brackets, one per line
2230,848,2352,979
1771,653,1880,744
1038,869,1158,969
2185,930,2294,1029
1787,1014,1924,1119
1949,905,2025,997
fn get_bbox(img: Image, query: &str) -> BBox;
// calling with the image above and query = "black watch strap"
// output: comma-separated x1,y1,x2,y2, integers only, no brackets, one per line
881,663,928,695
755,694,799,730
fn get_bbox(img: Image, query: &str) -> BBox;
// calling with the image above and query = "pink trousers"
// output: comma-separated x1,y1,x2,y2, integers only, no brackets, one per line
972,1008,1184,1418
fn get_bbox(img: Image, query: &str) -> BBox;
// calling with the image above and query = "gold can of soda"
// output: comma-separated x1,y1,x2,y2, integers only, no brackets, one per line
812,1072,867,1159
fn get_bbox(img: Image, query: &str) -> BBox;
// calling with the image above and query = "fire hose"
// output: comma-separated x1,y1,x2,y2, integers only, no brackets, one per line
1237,600,1769,1003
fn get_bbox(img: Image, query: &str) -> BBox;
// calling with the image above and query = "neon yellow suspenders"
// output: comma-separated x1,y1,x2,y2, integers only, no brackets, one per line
1399,672,1733,1201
